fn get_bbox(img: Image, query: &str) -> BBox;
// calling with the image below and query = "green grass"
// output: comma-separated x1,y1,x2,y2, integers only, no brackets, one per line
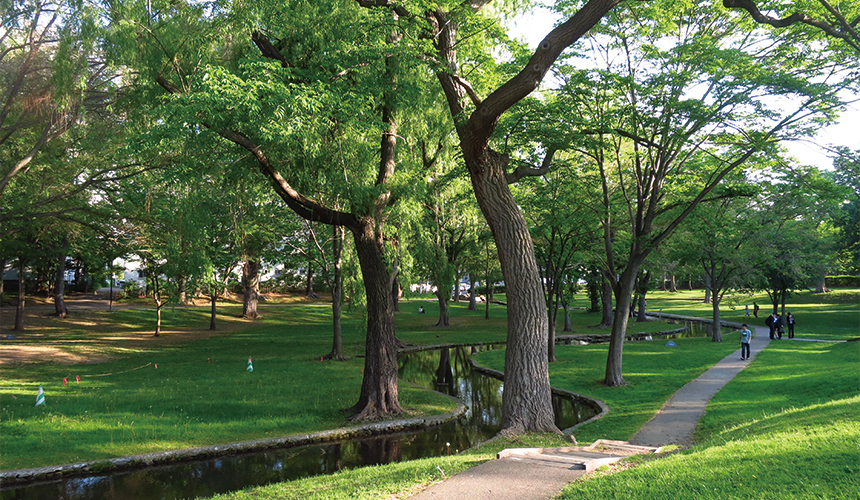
2,291,856,499
647,288,860,341
473,336,739,443
556,341,860,499
0,305,458,470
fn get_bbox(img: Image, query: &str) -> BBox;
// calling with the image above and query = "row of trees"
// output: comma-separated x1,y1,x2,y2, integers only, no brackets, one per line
2,0,858,434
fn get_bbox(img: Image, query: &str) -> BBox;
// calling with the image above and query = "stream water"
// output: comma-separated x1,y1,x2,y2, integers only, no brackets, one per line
1,345,597,500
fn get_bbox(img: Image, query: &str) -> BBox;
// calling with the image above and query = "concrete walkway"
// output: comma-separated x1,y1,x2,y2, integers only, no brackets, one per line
408,325,769,500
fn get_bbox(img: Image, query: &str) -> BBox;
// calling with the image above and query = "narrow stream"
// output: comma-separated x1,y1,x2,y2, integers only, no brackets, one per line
1,345,597,500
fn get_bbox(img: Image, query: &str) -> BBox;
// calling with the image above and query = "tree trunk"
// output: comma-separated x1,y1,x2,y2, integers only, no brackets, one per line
178,275,189,306
434,288,450,327
155,299,163,337
563,299,573,332
349,219,402,419
670,274,677,292
815,273,826,293
242,258,261,319
54,248,68,318
329,225,345,360
604,266,639,387
14,260,25,331
465,149,556,434
209,290,217,330
0,258,6,303
703,274,712,304
305,263,318,299
467,279,478,310
597,275,613,328
391,275,400,312
711,297,723,342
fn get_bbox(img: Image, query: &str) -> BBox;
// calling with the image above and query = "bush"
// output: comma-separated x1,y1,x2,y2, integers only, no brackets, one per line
826,275,860,287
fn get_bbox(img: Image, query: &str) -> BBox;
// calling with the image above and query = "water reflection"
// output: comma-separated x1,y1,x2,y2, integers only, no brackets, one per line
1,346,595,500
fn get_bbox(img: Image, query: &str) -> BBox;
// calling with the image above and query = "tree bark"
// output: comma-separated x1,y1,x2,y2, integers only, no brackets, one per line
434,288,450,327
467,279,478,310
604,266,639,386
711,297,723,342
242,258,261,319
391,275,400,312
597,275,613,328
209,290,218,330
349,219,402,419
178,275,189,306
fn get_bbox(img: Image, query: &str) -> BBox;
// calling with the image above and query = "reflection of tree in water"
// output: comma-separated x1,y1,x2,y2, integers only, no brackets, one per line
435,347,455,394
360,436,402,465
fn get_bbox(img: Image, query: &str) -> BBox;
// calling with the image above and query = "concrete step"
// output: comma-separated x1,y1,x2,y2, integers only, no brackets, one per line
497,441,661,472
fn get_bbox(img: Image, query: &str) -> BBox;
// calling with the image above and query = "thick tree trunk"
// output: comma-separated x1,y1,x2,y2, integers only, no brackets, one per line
242,258,261,319
467,279,478,310
54,250,68,318
349,219,402,419
815,274,826,293
465,149,556,434
563,301,573,332
14,260,25,331
434,288,450,327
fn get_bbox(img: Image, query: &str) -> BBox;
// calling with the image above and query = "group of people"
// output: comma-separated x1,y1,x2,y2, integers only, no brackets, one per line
765,311,796,340
739,309,796,361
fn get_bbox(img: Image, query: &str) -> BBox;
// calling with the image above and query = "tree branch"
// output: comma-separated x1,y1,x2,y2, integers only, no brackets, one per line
506,147,557,184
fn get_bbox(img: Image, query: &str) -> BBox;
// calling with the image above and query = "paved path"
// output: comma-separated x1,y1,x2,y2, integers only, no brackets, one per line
629,326,770,447
408,325,768,499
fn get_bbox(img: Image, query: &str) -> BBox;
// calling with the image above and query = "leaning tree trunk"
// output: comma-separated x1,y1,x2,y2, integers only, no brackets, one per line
349,219,403,419
242,258,261,319
605,266,640,387
54,247,68,318
466,149,556,434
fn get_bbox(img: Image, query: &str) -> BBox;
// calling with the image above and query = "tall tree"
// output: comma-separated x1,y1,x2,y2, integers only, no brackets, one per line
555,0,849,386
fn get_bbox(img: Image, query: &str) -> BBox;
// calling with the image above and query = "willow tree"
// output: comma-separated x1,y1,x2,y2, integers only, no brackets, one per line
106,0,442,419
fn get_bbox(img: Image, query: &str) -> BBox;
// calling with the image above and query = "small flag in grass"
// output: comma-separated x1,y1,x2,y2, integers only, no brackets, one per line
247,356,254,372
35,385,45,406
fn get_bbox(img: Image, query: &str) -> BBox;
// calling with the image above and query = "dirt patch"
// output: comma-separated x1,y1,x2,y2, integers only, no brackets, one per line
0,300,246,367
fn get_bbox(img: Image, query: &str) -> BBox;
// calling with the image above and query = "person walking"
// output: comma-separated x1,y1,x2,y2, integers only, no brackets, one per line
739,323,753,360
753,302,759,318
765,312,777,339
786,312,795,339
745,305,750,318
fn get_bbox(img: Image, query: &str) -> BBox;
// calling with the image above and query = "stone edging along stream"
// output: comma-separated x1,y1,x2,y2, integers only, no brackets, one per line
0,395,467,488
0,338,633,487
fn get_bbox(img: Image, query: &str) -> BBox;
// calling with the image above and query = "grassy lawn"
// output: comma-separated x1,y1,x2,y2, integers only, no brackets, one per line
647,288,859,341
2,290,856,499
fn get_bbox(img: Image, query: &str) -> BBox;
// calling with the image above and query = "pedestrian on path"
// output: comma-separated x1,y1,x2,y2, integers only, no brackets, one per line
775,313,784,340
765,312,777,339
739,324,753,360
786,312,796,338
753,302,759,318
745,305,750,318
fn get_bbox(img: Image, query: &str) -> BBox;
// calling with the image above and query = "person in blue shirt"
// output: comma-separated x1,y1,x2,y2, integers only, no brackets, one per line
739,324,753,360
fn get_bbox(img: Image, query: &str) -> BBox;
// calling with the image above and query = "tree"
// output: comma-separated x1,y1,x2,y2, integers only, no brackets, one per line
830,148,860,274
555,0,849,386
723,0,860,54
